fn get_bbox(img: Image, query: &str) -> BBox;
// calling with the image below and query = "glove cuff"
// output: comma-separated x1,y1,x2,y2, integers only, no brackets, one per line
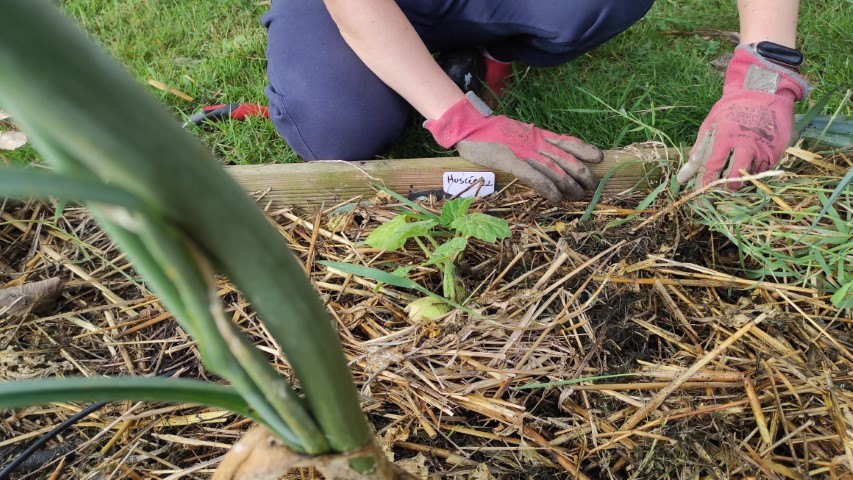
724,45,810,101
424,92,493,149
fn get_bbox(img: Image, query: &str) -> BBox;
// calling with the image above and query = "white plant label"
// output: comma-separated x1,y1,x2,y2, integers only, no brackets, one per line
442,171,496,198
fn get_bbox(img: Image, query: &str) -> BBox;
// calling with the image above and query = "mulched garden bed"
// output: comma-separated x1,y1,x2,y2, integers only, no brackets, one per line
1,150,850,479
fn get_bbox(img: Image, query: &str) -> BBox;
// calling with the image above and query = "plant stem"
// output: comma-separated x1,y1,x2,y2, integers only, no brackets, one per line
0,0,371,455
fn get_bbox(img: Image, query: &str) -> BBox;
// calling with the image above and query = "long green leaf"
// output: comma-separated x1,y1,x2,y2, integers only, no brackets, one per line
795,91,838,135
795,167,853,243
0,166,145,211
371,183,441,220
319,260,478,316
136,214,328,453
0,377,255,418
606,180,668,228
0,0,370,453
580,162,638,222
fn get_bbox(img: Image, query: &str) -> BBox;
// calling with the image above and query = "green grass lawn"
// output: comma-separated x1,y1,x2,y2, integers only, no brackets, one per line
3,0,851,165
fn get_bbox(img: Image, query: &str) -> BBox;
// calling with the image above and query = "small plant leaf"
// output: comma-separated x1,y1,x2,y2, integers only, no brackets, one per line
426,237,468,265
830,281,852,309
365,215,438,251
391,265,417,277
450,213,510,243
440,197,475,227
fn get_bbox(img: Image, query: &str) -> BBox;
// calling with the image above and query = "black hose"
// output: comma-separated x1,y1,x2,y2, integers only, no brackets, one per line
0,401,107,479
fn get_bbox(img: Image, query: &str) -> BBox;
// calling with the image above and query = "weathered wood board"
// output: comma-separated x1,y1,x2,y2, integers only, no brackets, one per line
226,147,681,210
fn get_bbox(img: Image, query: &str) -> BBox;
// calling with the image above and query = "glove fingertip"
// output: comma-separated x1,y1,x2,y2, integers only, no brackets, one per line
546,137,604,163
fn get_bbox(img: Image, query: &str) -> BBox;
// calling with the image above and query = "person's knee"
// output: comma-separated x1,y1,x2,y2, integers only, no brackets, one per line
266,86,407,161
550,0,654,45
505,0,653,65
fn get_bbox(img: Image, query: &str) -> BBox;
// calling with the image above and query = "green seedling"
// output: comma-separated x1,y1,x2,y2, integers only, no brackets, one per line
366,196,510,306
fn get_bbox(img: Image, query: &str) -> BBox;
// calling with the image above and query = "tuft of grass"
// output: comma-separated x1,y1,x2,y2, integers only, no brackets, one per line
687,153,852,306
1,0,850,166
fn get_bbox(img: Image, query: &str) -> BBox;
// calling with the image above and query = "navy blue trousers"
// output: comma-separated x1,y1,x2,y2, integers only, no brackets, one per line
262,0,655,160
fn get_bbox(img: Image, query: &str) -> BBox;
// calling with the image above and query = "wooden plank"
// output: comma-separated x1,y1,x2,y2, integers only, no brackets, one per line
226,147,680,210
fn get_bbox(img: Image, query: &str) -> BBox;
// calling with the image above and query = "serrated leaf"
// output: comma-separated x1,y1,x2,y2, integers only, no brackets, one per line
426,237,468,265
365,215,438,251
392,265,416,277
450,213,510,243
440,197,474,227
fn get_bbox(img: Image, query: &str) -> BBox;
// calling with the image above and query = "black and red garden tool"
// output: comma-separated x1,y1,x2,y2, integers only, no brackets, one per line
183,103,269,128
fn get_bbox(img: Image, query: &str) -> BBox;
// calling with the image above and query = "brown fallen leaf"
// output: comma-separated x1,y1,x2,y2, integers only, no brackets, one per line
0,130,27,150
146,78,194,102
213,425,417,480
0,277,64,317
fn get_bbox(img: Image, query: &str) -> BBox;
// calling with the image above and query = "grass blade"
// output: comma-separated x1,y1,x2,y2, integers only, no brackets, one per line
319,260,478,316
796,167,853,242
371,183,440,220
581,161,637,222
796,90,838,134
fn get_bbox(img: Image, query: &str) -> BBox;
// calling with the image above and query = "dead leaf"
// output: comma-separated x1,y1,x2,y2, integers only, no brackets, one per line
0,346,74,379
380,425,410,461
146,78,194,102
0,277,64,317
395,454,428,477
213,425,417,480
0,130,27,150
0,110,10,121
471,464,496,480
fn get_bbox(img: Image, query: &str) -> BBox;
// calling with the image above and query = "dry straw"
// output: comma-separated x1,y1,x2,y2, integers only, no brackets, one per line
2,143,851,477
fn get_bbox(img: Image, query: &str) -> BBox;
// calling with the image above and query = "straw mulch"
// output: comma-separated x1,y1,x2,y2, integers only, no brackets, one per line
1,150,851,479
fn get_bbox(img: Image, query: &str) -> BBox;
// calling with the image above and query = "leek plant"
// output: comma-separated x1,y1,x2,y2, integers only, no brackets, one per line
0,1,410,477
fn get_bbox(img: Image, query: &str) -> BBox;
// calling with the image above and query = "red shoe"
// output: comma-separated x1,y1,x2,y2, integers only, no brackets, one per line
481,54,514,106
436,49,514,107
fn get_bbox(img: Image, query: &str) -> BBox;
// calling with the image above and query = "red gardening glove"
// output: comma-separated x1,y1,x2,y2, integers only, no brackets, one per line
425,92,603,202
677,45,809,190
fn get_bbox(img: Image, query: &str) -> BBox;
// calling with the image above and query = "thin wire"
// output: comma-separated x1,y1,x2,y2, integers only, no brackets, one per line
0,401,106,479
0,366,183,478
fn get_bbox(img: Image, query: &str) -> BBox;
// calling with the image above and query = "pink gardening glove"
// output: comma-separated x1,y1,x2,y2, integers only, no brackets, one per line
677,45,809,190
425,92,603,202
